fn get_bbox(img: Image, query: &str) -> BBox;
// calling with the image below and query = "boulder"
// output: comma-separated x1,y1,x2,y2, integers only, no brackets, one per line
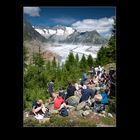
98,113,106,117
76,101,87,111
93,112,98,115
78,110,84,116
24,111,29,118
82,110,92,116
66,96,80,107
101,111,106,115
66,105,76,111
107,113,113,118
23,111,35,120
85,105,90,110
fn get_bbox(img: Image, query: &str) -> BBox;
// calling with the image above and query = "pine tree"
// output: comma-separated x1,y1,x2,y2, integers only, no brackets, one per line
32,52,45,68
65,52,75,71
68,52,75,65
80,54,87,71
87,54,94,67
76,53,79,63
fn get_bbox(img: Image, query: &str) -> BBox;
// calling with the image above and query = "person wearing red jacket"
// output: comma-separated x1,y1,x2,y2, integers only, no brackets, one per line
54,93,67,110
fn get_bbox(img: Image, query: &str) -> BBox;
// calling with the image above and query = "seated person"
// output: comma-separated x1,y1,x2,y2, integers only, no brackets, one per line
79,85,92,103
101,88,109,106
105,88,110,96
32,99,46,116
66,83,76,99
54,92,67,111
92,90,104,113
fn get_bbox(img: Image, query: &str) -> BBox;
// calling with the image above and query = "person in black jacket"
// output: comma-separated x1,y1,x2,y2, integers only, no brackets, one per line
66,83,76,99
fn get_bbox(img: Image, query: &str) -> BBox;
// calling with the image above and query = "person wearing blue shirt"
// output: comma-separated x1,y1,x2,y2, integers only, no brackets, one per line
101,89,109,111
79,85,92,103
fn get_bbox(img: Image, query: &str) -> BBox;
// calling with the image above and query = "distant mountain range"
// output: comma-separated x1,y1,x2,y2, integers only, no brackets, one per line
23,19,108,45
34,25,108,45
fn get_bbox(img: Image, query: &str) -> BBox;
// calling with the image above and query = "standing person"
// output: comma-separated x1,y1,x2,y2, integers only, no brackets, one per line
48,80,55,100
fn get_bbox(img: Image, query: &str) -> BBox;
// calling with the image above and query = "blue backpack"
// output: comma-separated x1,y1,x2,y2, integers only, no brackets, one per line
60,107,68,117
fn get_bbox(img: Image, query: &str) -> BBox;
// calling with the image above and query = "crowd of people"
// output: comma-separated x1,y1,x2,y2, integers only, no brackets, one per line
31,65,116,118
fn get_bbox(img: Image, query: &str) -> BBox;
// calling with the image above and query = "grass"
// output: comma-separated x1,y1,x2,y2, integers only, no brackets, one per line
23,113,116,127
101,117,116,125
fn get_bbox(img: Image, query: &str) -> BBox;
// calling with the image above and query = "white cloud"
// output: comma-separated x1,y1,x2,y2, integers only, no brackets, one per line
23,7,40,17
51,17,76,25
72,17,114,38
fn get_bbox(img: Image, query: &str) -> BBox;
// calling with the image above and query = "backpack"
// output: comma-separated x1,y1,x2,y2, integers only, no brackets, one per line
60,107,68,117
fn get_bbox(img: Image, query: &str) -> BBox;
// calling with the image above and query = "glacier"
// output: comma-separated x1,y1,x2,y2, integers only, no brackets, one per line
44,43,102,64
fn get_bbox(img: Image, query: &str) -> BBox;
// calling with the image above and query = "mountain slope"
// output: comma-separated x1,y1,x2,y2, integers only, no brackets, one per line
23,19,47,42
64,30,107,45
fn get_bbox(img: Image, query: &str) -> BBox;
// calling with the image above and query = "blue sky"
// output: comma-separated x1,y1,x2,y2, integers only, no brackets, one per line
23,7,116,38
